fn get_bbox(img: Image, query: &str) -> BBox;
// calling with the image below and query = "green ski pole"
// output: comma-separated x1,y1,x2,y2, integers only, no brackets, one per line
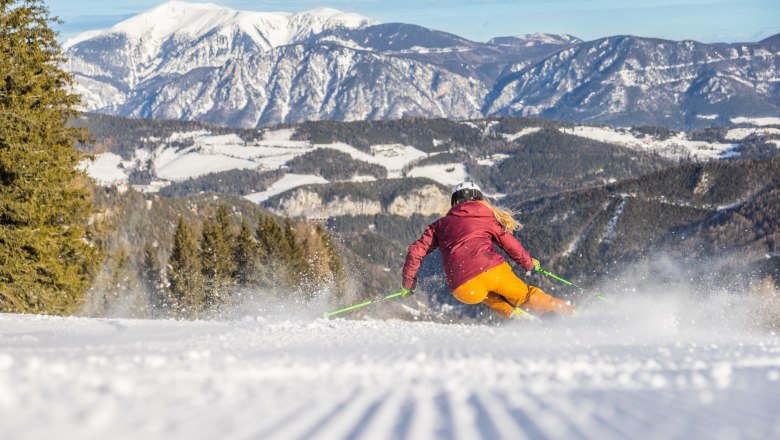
534,267,613,304
323,289,412,319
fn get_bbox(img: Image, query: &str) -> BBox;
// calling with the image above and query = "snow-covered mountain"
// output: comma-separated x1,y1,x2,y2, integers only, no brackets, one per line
485,36,780,127
64,1,780,129
64,1,375,54
299,23,572,88
61,1,573,127
303,22,480,53
488,33,582,47
65,1,378,115
65,2,493,126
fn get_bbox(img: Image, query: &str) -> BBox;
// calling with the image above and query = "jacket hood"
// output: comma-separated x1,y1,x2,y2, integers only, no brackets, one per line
448,200,494,217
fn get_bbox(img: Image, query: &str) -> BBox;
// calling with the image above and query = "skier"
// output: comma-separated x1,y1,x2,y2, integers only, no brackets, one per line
400,182,574,319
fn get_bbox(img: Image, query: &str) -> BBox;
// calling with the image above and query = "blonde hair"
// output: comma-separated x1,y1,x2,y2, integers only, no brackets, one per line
479,200,521,232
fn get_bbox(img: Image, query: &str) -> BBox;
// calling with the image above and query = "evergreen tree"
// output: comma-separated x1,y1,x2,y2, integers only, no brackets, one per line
233,217,261,285
215,205,235,246
283,217,308,285
0,0,100,314
83,246,146,318
256,214,289,263
294,223,343,299
105,247,147,316
255,214,291,294
316,224,345,284
200,215,234,308
167,217,203,316
142,243,166,315
106,249,131,311
94,248,130,316
299,226,330,281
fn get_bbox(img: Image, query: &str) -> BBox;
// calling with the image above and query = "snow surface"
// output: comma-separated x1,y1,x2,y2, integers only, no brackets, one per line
406,163,467,187
79,153,128,185
154,146,260,182
477,153,511,167
244,173,329,203
502,127,542,142
725,127,780,141
85,128,456,198
730,117,780,126
2,290,780,440
567,126,736,160
510,33,580,45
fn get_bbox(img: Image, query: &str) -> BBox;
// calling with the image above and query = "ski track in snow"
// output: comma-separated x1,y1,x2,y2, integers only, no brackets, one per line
1,304,780,440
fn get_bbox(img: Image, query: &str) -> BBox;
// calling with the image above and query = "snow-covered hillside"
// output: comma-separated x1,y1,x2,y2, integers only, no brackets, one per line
80,119,756,204
2,292,779,439
565,126,739,160
81,128,438,198
731,117,780,126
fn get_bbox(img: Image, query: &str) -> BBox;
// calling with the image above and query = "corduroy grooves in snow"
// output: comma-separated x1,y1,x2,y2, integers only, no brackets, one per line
1,286,780,440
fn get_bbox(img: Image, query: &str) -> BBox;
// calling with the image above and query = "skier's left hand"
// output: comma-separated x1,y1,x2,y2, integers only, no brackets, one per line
526,258,541,276
399,287,415,296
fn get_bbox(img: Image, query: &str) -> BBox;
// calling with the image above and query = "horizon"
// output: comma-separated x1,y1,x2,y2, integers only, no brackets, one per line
47,0,779,44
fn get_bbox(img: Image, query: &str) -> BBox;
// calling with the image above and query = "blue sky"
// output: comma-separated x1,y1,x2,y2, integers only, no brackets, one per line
47,0,779,44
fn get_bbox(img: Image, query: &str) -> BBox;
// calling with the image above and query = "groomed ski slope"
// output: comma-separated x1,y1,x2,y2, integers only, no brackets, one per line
1,294,780,440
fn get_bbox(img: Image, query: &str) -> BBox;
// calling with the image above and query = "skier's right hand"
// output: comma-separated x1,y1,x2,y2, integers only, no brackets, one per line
402,275,417,291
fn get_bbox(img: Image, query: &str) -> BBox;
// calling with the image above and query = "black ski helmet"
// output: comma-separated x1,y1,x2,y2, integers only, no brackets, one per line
451,181,483,206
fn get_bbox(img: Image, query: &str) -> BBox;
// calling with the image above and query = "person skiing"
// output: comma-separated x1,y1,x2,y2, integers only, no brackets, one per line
400,182,574,319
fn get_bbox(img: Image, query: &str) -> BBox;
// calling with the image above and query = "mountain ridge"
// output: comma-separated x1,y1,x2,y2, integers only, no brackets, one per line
64,1,780,129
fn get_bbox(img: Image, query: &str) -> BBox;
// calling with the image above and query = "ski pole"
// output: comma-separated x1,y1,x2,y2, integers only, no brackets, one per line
512,306,542,322
323,289,412,319
535,267,613,304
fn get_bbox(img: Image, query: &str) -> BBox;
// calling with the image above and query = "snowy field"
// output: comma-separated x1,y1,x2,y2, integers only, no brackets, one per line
82,128,434,199
565,126,738,160
2,293,780,440
80,121,755,201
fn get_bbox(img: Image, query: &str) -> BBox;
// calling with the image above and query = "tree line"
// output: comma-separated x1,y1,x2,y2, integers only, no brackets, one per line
290,118,482,153
134,205,345,319
159,169,285,197
72,112,265,160
286,148,388,180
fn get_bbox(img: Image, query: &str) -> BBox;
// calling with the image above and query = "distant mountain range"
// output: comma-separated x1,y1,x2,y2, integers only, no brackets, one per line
64,1,780,129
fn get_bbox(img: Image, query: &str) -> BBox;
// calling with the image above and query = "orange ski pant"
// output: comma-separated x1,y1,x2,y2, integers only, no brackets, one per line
451,262,572,319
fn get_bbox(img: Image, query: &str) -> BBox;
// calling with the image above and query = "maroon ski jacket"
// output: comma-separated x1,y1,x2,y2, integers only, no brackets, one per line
402,200,535,292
